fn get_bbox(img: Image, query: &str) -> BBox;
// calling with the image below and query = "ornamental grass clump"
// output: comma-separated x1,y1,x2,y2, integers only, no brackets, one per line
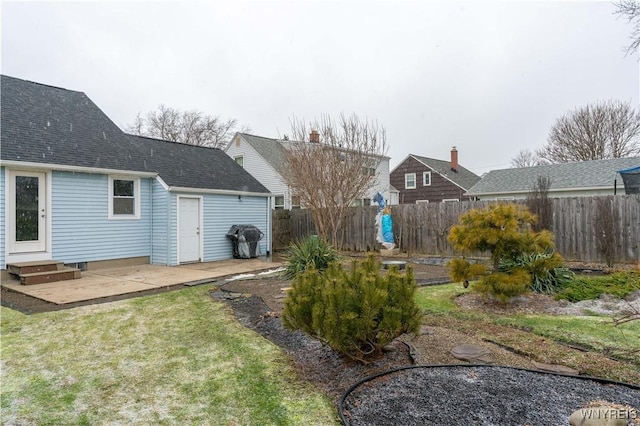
282,255,422,362
447,203,571,303
281,235,340,279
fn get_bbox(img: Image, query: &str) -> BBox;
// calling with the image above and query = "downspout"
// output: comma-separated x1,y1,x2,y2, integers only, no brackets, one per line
167,191,172,266
150,179,153,264
267,195,272,260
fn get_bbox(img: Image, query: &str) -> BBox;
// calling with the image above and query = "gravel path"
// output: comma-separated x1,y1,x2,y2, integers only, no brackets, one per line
342,365,640,426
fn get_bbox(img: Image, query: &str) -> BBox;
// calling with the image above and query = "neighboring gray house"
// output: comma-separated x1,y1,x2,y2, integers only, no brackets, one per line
465,157,640,200
1,75,271,271
225,132,397,209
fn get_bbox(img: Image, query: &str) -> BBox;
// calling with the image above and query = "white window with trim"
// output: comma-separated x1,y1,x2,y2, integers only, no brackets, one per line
234,155,244,167
442,198,459,203
109,176,140,219
274,195,285,209
416,200,429,204
423,171,431,186
405,173,416,189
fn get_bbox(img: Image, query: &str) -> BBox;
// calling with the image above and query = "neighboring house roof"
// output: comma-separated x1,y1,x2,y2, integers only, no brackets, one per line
1,75,269,194
236,133,290,176
409,154,481,190
466,157,640,196
232,131,390,178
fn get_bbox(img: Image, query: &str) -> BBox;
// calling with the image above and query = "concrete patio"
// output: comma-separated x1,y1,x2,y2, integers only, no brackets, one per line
1,258,283,305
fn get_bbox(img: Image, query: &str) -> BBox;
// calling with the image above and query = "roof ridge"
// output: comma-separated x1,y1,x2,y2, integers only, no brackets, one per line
127,133,222,150
239,132,283,141
1,74,84,94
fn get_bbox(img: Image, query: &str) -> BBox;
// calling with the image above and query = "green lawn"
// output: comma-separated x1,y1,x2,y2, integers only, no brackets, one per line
1,286,337,425
415,283,640,368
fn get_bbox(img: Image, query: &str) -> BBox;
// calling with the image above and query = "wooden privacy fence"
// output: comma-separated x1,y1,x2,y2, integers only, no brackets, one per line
272,195,640,264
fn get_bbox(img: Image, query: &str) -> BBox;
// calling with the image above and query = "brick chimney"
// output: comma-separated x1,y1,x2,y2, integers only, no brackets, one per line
451,146,458,172
309,130,320,143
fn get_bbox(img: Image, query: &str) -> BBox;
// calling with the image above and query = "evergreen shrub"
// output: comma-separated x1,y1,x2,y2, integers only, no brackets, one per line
447,203,570,303
282,255,422,361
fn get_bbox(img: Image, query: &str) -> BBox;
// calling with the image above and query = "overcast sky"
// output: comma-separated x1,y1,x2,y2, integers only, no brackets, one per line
2,1,639,174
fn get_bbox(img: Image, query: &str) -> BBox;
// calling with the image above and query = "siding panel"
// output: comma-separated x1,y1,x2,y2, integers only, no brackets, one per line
51,171,151,263
202,194,270,261
151,179,169,265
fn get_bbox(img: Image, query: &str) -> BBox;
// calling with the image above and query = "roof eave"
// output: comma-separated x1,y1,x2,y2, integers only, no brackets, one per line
0,160,158,177
167,186,272,197
466,184,615,197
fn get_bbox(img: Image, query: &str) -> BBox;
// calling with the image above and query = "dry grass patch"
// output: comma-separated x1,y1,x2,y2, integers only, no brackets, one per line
1,286,337,425
416,284,640,384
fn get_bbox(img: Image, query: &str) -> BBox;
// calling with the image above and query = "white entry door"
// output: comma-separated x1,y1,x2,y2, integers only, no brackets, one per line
8,170,47,254
178,197,201,263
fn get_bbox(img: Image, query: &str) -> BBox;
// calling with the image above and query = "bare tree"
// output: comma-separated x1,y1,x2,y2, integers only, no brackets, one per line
594,196,620,268
615,0,640,55
537,100,640,163
510,149,544,168
526,175,553,232
282,113,387,247
126,104,246,149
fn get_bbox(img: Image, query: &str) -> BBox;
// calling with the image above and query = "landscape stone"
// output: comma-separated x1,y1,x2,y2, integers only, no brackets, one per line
569,406,629,426
532,361,579,375
419,326,435,335
450,344,492,363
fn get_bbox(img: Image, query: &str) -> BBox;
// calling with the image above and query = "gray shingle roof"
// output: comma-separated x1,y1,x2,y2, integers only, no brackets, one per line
466,157,640,196
411,154,481,190
237,133,290,175
1,75,268,194
1,75,154,172
128,135,268,193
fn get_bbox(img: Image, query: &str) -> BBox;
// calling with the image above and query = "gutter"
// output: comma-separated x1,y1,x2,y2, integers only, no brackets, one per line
0,160,158,177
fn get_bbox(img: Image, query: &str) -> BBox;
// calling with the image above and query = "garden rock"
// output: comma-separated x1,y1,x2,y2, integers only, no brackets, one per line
569,406,629,426
450,344,492,363
532,361,579,375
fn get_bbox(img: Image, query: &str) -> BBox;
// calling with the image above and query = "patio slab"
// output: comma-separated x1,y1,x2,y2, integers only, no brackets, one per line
2,258,282,305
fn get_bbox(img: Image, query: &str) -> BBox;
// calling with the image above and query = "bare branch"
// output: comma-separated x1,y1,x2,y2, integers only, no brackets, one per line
510,149,545,168
126,104,245,149
615,0,640,56
282,113,387,246
538,100,640,163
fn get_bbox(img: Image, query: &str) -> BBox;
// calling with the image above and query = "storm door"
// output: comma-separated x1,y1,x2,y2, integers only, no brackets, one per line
9,171,47,253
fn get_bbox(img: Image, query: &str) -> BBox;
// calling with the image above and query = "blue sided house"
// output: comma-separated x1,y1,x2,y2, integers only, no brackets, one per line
0,75,272,275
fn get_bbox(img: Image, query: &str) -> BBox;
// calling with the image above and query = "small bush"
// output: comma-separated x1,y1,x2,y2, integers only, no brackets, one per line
555,271,640,302
498,252,574,294
282,236,340,279
474,269,532,304
447,258,487,284
282,255,422,361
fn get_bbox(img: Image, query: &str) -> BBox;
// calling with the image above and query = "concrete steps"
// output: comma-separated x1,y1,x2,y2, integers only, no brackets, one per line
7,260,81,285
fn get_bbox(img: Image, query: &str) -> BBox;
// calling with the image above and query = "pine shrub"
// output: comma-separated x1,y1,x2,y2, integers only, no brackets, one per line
474,269,531,304
282,255,422,361
447,203,570,303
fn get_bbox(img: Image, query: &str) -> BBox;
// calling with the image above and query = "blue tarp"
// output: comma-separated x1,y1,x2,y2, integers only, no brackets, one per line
618,165,640,194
